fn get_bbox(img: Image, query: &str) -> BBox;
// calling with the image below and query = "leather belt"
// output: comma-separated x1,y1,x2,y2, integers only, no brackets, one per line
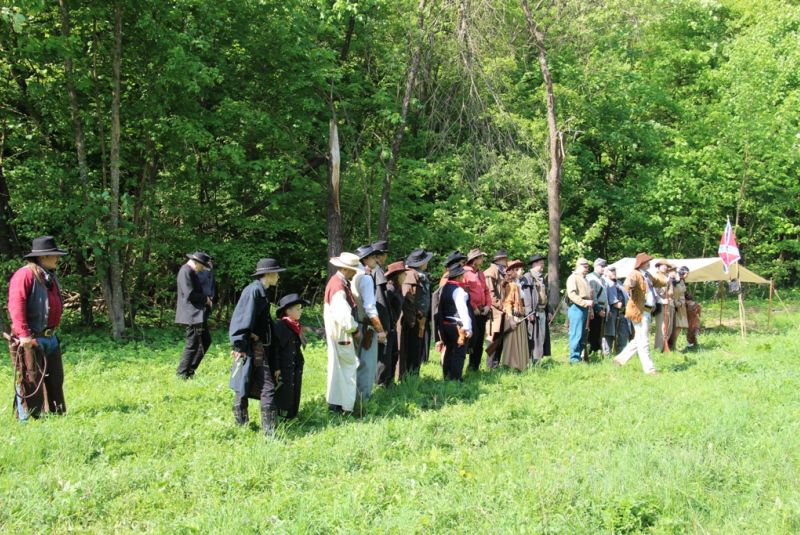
32,328,58,338
538,306,547,312
643,306,654,313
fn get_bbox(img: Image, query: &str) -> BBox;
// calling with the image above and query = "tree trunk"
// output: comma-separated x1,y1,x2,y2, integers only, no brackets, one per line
102,0,126,338
378,0,427,241
327,118,343,278
521,0,563,307
59,0,96,326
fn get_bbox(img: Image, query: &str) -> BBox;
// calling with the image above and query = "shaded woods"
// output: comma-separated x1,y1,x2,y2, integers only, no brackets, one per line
0,0,798,336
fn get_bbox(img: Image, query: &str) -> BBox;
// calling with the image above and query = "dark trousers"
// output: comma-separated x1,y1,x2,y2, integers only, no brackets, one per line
468,315,488,371
400,324,421,377
375,332,398,387
176,323,210,377
11,337,66,419
235,363,277,411
441,324,466,381
277,360,304,419
486,315,505,369
587,312,605,353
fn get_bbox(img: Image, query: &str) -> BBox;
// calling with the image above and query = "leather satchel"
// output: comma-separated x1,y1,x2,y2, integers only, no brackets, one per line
361,325,375,350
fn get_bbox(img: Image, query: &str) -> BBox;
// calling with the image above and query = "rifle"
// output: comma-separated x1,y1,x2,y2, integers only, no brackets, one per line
613,309,621,354
582,288,594,362
485,310,537,356
663,280,672,354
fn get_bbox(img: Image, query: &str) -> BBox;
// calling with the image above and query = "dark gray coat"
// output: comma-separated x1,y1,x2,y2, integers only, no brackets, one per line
520,270,551,358
175,264,207,325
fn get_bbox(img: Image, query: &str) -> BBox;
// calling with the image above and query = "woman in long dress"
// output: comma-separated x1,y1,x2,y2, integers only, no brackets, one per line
501,260,530,371
669,266,689,350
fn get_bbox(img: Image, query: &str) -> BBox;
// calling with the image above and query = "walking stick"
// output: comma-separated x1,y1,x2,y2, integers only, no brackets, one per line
613,310,621,354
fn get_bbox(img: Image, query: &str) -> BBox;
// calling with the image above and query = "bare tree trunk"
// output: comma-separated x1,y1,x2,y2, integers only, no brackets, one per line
92,16,108,191
378,0,427,241
101,0,126,338
327,118,343,278
59,0,96,326
521,0,563,307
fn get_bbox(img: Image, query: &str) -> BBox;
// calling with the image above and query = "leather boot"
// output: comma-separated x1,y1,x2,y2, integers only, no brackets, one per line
233,404,249,426
261,405,278,439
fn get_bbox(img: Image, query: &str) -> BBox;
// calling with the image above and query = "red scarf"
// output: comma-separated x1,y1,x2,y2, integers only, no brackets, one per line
447,280,467,291
281,316,303,335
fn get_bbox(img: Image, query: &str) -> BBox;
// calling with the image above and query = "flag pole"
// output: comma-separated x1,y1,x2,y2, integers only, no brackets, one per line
719,281,724,326
767,279,773,330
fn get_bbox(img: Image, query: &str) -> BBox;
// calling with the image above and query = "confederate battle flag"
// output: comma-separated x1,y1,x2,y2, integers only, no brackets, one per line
718,217,741,273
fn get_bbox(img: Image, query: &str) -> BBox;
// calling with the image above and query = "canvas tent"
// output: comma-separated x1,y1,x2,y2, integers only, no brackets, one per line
608,257,768,284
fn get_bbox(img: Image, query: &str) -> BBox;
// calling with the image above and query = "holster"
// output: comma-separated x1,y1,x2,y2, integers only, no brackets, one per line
456,325,467,346
361,325,375,351
417,318,427,339
252,340,265,368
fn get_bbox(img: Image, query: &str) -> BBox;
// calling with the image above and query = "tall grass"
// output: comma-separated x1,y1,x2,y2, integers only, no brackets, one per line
1,296,799,533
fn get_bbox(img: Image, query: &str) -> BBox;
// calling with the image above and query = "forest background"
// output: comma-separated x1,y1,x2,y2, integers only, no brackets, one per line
0,0,798,337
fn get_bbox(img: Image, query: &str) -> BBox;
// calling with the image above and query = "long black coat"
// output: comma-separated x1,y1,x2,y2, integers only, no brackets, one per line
228,279,276,397
274,320,304,418
175,264,207,325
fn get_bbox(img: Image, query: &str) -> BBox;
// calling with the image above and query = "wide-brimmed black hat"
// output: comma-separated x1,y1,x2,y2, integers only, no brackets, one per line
493,250,508,261
355,244,375,260
24,236,69,258
406,248,433,268
185,251,212,268
442,250,467,267
276,293,310,317
446,263,467,279
250,258,286,277
528,253,544,264
370,240,391,254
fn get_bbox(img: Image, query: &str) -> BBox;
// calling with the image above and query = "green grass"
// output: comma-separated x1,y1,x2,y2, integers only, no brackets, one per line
1,296,800,534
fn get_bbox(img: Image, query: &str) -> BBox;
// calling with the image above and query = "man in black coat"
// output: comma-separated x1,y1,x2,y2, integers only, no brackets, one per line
229,258,285,437
176,251,213,378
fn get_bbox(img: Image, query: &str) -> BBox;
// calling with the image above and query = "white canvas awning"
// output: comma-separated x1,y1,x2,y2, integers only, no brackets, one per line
607,257,769,284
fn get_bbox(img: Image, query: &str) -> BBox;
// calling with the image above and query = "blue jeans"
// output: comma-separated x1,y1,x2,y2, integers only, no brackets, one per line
16,334,59,421
568,304,588,362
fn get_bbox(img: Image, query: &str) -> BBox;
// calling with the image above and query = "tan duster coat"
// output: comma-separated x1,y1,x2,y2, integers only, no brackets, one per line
624,270,669,323
484,263,506,338
672,280,688,329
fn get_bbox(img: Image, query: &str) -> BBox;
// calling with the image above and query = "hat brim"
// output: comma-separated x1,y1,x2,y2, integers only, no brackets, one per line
250,267,286,277
330,258,364,271
186,253,211,268
507,261,527,271
24,248,69,258
633,255,654,270
277,298,310,317
467,252,487,263
406,252,434,268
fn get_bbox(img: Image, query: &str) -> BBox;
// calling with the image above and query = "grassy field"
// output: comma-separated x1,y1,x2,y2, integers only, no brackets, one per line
1,293,800,534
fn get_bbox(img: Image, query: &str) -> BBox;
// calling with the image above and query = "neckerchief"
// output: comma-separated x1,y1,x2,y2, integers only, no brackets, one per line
446,279,467,291
280,316,308,348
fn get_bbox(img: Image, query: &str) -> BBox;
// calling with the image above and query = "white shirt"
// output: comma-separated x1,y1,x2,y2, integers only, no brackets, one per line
356,272,378,320
447,286,473,334
639,269,657,308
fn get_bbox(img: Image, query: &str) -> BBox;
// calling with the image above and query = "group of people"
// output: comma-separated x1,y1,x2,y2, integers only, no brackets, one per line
565,253,703,376
6,235,702,436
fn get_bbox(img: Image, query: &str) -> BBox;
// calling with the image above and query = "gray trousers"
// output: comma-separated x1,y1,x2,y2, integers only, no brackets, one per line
356,324,379,401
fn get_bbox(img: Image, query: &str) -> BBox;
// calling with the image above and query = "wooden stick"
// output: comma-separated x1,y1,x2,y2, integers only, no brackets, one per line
767,279,773,330
773,287,799,329
719,281,724,326
738,291,746,338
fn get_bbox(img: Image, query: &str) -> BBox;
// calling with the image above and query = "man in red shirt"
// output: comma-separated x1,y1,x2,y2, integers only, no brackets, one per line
463,249,492,371
7,236,68,421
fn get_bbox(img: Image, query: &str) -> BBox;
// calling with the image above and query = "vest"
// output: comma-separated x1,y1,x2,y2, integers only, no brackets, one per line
26,269,61,333
440,283,460,321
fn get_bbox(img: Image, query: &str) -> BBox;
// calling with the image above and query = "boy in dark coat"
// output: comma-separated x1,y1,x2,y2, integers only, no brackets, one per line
375,261,409,387
228,258,285,437
274,294,309,419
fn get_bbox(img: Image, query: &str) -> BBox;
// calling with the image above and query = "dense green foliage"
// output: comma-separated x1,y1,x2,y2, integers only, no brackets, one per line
1,0,798,329
1,297,799,532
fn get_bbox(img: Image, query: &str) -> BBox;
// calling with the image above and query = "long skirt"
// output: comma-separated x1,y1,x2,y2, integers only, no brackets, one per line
501,320,529,371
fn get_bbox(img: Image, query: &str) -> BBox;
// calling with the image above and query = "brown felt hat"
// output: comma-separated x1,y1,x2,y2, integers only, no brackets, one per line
507,259,527,271
633,253,654,270
384,260,410,279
